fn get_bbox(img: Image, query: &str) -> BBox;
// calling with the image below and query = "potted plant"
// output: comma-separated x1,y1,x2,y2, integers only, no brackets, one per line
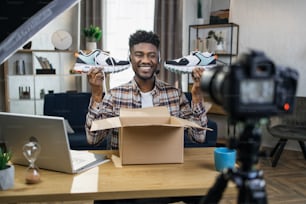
0,147,14,190
83,25,102,50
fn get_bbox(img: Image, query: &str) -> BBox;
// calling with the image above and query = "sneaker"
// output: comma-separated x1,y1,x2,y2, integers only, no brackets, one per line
164,51,217,74
73,49,130,73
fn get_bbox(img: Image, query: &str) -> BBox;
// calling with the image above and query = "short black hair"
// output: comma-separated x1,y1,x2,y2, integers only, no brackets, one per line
129,30,160,50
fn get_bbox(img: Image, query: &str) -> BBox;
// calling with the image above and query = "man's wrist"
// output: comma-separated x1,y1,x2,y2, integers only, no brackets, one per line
91,100,101,110
191,92,203,104
91,87,103,102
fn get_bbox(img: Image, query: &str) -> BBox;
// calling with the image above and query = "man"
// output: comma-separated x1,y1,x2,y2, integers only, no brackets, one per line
83,30,209,149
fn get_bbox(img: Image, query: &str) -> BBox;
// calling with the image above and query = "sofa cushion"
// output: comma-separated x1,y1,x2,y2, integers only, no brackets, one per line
68,131,107,150
44,92,91,132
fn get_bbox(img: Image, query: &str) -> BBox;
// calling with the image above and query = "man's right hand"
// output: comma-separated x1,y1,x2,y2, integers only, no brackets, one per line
87,67,104,102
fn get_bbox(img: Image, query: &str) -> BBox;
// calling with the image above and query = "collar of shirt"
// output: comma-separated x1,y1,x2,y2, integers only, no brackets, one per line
131,77,166,96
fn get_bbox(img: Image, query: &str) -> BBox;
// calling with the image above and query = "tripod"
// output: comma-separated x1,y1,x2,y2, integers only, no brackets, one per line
200,120,268,204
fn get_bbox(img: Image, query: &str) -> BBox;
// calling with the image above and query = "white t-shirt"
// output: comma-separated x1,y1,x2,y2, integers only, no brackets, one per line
140,91,153,108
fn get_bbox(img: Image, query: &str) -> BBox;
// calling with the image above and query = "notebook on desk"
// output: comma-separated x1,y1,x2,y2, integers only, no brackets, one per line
0,112,109,174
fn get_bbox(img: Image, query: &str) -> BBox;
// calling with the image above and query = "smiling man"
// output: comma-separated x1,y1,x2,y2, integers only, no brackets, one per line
85,30,208,149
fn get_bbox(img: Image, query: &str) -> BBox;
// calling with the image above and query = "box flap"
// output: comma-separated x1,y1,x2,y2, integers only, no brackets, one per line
90,106,212,131
91,117,121,131
120,117,171,127
119,106,171,126
170,117,212,130
120,106,170,117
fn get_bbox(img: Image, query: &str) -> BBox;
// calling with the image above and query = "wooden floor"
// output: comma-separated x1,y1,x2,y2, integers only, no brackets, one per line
219,148,306,204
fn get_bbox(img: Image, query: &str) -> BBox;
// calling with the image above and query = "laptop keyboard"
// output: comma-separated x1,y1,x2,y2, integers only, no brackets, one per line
70,150,99,170
72,157,88,166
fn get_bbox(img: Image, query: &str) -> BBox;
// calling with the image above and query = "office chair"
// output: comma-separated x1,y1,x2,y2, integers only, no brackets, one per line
267,96,306,167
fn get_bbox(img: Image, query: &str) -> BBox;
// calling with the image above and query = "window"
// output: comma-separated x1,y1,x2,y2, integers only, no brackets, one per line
102,0,155,88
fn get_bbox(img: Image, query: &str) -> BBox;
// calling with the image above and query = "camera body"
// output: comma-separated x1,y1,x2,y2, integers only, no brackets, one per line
201,50,299,120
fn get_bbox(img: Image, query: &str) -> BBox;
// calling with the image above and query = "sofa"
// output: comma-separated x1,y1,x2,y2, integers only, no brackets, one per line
43,92,217,150
183,92,218,148
43,92,107,150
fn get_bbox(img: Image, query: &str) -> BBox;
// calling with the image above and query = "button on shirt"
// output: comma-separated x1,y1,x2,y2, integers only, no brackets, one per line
86,77,208,149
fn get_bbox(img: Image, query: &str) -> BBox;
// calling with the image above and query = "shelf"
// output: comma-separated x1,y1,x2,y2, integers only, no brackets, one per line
188,22,239,62
189,23,238,29
16,49,76,53
3,2,82,115
188,23,239,115
8,99,36,102
188,23,239,57
5,45,81,115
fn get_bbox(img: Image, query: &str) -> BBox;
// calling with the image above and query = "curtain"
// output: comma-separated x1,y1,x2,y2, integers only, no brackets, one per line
154,0,183,88
80,0,103,50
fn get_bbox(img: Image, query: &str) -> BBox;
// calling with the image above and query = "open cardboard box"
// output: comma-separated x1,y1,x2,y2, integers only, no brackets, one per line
91,106,208,165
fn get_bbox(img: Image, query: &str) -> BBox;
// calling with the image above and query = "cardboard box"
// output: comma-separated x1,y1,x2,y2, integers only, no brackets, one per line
91,106,206,165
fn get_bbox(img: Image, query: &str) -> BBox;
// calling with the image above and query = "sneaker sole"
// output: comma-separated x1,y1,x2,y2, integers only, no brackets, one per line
74,63,130,73
164,63,217,74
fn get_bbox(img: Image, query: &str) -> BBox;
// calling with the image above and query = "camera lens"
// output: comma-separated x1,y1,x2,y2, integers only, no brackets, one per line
200,65,228,106
199,50,298,120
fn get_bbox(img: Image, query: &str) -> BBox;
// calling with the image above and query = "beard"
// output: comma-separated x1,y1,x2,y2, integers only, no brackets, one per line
134,65,157,81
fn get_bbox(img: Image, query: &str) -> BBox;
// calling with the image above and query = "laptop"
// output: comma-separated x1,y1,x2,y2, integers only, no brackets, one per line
0,112,109,174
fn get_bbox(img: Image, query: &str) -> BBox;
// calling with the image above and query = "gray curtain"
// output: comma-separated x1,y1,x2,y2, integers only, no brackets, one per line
80,0,103,50
154,0,183,87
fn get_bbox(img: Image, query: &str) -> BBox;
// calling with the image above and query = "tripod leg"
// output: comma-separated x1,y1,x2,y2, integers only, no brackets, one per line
199,170,230,204
238,184,268,204
237,170,268,204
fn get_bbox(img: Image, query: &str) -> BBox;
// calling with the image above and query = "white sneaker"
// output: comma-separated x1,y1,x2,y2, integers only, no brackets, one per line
74,49,130,73
164,51,217,74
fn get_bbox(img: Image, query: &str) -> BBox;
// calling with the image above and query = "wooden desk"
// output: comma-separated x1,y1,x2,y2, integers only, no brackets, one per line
0,148,234,203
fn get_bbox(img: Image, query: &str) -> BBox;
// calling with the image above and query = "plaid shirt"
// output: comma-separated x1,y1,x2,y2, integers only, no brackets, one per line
86,77,208,149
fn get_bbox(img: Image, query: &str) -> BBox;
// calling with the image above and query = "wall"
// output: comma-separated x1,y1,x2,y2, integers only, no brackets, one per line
30,4,80,51
182,0,230,140
0,64,4,111
230,0,306,150
0,3,81,113
230,0,305,96
182,0,230,60
183,0,305,150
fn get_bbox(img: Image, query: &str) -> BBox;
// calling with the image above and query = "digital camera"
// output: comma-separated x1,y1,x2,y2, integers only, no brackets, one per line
200,50,299,120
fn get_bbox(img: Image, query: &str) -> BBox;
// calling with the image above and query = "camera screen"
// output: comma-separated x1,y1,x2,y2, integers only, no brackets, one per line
240,79,274,104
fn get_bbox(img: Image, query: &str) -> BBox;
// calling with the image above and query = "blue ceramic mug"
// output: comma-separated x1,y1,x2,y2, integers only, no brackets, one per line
214,147,236,172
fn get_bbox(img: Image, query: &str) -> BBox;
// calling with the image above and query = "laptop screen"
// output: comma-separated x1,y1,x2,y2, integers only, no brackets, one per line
0,0,79,64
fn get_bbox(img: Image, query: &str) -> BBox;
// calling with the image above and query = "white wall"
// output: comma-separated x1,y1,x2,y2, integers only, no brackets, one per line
30,5,80,51
182,0,230,92
0,64,4,111
230,0,306,97
183,0,305,150
182,0,230,139
210,0,230,12
230,0,306,150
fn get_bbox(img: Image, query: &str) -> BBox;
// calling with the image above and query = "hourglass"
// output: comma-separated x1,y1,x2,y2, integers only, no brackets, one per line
23,140,41,184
